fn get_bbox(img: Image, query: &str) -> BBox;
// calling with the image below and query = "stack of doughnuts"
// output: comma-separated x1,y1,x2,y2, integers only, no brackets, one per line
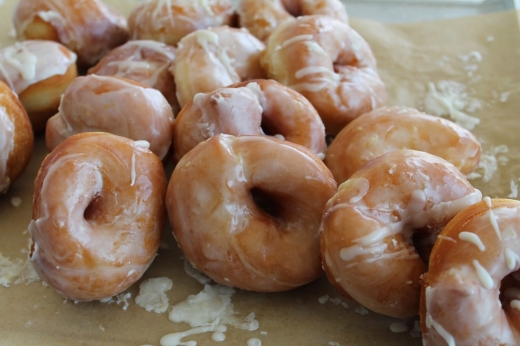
5,2,513,345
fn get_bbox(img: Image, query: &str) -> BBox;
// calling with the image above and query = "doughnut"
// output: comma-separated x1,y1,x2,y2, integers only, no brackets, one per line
13,0,129,66
29,132,167,301
166,134,337,292
45,75,175,160
237,0,348,41
420,198,520,346
172,79,326,162
0,81,33,194
0,40,78,133
320,149,482,318
128,0,235,47
87,40,179,113
260,15,387,135
174,26,265,107
325,106,482,184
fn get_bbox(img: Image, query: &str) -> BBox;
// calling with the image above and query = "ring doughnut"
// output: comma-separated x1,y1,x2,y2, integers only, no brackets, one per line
320,149,482,318
0,81,33,193
29,132,167,301
45,75,175,160
260,15,387,135
421,198,520,346
166,134,337,292
13,0,129,66
128,0,235,47
238,0,348,41
0,40,78,133
174,26,265,107
88,40,179,113
325,106,482,184
172,79,326,162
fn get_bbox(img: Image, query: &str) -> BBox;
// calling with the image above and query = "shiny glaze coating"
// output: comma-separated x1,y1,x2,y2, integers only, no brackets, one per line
238,0,348,41
30,132,166,301
173,26,265,107
260,15,386,135
320,150,482,318
13,0,129,66
45,75,175,160
166,134,337,292
325,106,482,183
421,199,520,346
173,79,326,162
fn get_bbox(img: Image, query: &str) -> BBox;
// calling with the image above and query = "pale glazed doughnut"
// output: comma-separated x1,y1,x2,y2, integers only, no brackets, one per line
260,15,387,135
172,79,326,162
421,198,520,346
0,81,33,194
0,40,78,133
13,0,129,66
238,0,348,41
128,0,235,47
45,75,174,160
29,132,167,301
88,40,179,113
325,106,482,184
166,134,337,292
320,150,482,318
174,26,265,107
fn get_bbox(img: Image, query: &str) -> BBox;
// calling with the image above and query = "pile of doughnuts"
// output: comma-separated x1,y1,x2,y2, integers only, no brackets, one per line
2,0,516,344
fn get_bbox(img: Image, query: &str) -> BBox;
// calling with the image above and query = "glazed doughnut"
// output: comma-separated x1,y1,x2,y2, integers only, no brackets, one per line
260,15,387,135
238,0,348,41
172,79,326,162
13,0,129,66
45,75,174,160
128,0,235,47
320,150,482,318
420,198,520,346
0,40,78,133
166,134,337,292
325,106,482,184
88,40,179,113
174,26,265,107
0,81,33,194
29,132,167,301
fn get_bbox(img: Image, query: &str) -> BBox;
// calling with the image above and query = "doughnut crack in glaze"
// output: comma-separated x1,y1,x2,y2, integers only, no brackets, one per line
166,134,337,292
260,15,387,135
237,0,349,41
421,199,520,346
173,26,266,107
29,133,167,301
325,106,482,184
320,150,482,318
173,79,326,162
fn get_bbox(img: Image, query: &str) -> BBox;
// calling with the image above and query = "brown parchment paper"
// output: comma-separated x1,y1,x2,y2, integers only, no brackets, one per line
1,1,520,345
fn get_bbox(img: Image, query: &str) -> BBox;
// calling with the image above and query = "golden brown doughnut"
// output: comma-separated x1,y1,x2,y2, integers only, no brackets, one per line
128,0,235,47
0,40,78,133
0,81,33,194
260,15,387,135
45,75,175,160
88,40,179,113
325,106,482,184
172,79,326,162
166,134,337,292
238,0,348,41
13,0,129,66
421,198,520,346
320,150,482,318
174,26,265,107
29,132,167,301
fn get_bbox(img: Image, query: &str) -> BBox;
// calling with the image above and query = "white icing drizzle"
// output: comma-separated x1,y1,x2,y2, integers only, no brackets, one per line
458,232,485,251
389,322,409,333
278,35,313,50
504,248,520,270
425,286,456,346
346,178,370,203
130,140,151,187
295,66,333,79
0,105,14,192
135,277,173,314
472,259,494,289
247,338,262,346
